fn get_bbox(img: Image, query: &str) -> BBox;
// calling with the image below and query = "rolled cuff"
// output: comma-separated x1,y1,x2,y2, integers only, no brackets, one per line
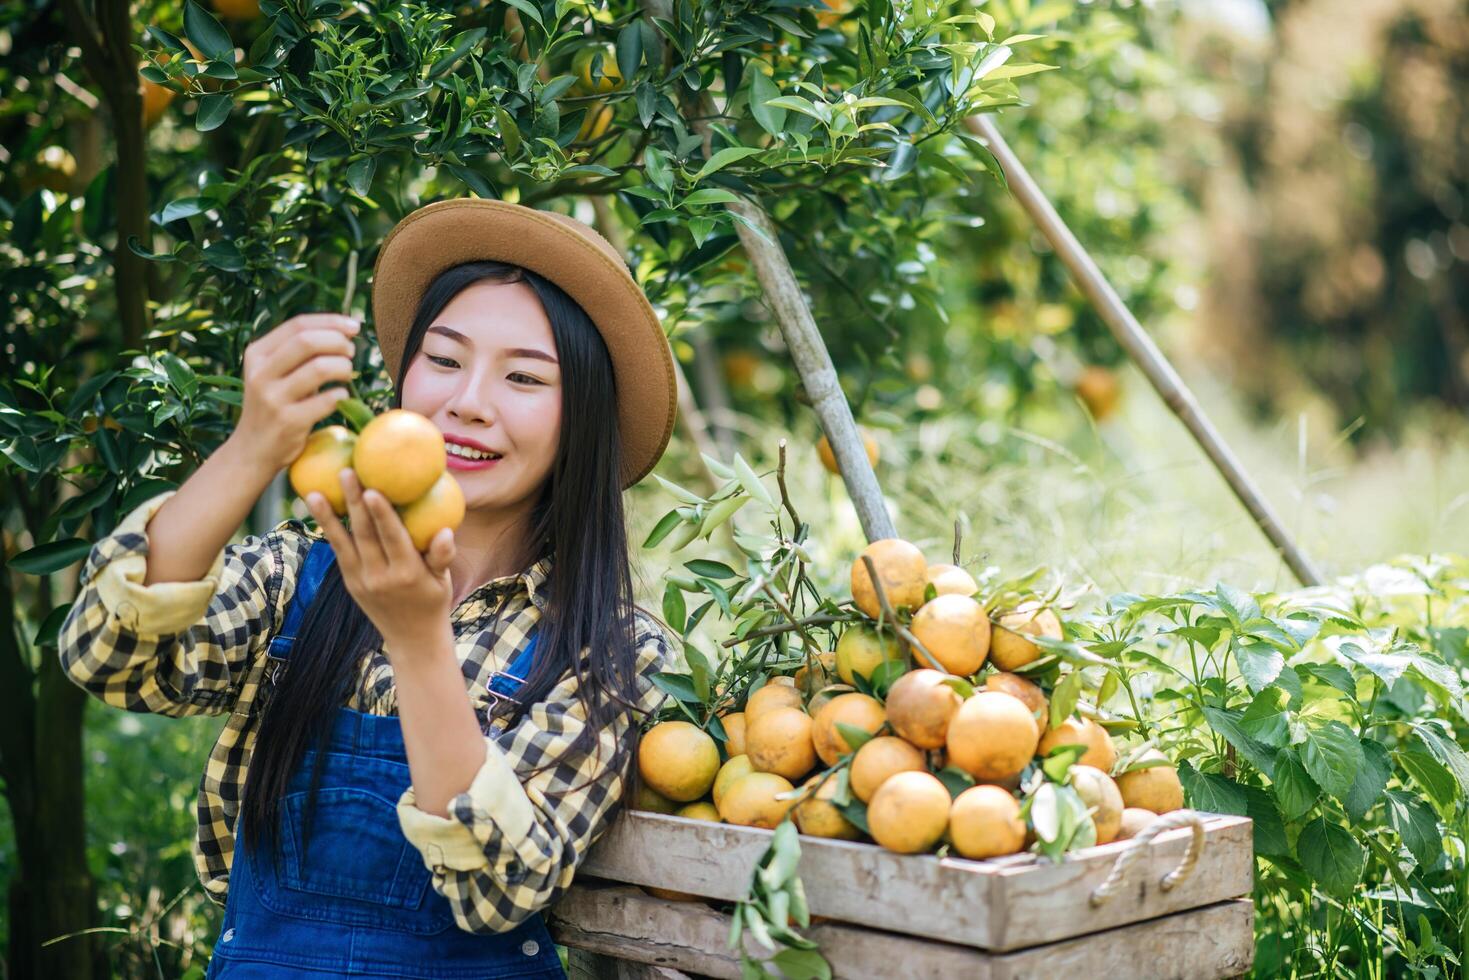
397,736,536,875
93,491,227,636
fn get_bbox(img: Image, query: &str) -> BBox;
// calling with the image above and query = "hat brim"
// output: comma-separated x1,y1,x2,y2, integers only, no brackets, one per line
371,199,677,490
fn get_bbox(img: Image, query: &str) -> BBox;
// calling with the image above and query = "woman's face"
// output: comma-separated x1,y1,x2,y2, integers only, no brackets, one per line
398,279,563,513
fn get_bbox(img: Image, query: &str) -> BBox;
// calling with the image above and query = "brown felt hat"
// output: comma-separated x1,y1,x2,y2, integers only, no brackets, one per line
371,198,677,489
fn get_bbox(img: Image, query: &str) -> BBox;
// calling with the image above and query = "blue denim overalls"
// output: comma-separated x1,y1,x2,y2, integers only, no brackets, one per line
206,539,567,978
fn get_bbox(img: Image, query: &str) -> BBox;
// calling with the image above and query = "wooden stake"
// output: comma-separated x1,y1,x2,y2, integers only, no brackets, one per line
964,115,1324,588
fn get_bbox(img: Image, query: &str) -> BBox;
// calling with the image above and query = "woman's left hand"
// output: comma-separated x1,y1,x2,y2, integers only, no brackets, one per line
304,469,456,656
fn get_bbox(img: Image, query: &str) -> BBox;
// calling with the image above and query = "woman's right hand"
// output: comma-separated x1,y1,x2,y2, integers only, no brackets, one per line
228,313,360,471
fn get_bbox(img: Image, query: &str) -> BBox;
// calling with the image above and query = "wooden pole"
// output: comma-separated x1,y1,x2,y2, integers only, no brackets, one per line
964,115,1324,588
639,0,896,543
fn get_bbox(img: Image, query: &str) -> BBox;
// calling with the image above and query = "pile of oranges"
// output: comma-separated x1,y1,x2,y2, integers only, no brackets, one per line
633,538,1185,861
288,408,465,551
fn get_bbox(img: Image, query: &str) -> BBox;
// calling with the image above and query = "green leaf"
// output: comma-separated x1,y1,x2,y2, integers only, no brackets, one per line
1342,738,1391,822
1240,784,1289,857
749,70,786,137
1041,744,1085,782
663,581,687,635
1294,720,1364,801
834,722,874,755
934,765,976,799
615,21,643,82
1335,640,1411,686
693,146,763,182
345,156,377,196
651,672,701,704
184,0,233,60
1384,790,1441,872
1398,749,1458,812
1412,723,1469,796
1270,750,1320,821
1238,687,1290,747
1296,817,1365,897
1201,706,1278,779
10,538,93,575
732,453,776,509
1232,639,1284,693
685,559,737,580
195,93,233,132
770,948,831,980
1048,671,1081,729
1178,761,1247,816
32,602,74,647
642,509,682,548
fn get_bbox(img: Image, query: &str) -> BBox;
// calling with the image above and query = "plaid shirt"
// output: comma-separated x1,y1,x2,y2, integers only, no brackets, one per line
57,491,672,933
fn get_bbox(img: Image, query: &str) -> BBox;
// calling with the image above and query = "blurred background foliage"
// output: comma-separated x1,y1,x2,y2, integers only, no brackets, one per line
2,0,1467,975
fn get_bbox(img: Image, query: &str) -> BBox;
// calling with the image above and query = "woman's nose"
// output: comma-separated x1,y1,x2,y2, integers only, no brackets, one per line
445,379,497,426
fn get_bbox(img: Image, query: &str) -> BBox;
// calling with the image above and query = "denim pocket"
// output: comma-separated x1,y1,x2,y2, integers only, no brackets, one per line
248,784,456,935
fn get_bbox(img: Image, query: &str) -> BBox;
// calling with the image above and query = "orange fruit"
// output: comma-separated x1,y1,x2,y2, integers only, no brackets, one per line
142,77,176,128
924,563,978,597
630,780,678,814
983,672,1049,736
945,692,1040,782
289,425,356,516
637,721,720,802
574,101,614,144
353,409,446,505
834,625,899,687
746,707,817,781
722,350,759,386
1070,765,1124,844
811,693,885,766
675,801,720,822
1115,751,1184,813
834,625,902,686
712,754,754,809
816,429,879,475
211,0,261,18
717,772,797,828
1116,807,1158,841
867,771,950,854
396,472,465,551
793,652,836,695
1037,717,1117,772
910,594,991,676
949,785,1025,859
793,776,861,840
719,711,748,756
745,682,803,725
572,44,624,95
850,539,927,618
989,601,1063,671
849,735,926,803
884,668,962,749
1075,365,1121,420
813,0,852,28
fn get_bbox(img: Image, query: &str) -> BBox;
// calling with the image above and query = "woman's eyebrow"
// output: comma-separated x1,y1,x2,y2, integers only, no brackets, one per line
426,324,469,343
505,347,559,364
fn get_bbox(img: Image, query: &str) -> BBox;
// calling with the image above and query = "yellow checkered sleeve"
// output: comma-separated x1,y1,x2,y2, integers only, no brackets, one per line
57,490,312,717
396,610,673,933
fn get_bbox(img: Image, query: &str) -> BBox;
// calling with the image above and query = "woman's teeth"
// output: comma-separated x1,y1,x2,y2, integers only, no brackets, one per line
447,444,500,461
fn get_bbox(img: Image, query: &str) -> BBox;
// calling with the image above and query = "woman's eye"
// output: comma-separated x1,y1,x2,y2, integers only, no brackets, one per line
509,372,542,384
427,355,458,368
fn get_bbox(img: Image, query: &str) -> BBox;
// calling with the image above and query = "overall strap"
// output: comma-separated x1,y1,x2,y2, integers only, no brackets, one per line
266,538,337,676
486,629,542,703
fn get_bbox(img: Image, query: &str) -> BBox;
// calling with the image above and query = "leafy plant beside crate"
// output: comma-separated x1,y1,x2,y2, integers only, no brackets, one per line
625,446,1468,978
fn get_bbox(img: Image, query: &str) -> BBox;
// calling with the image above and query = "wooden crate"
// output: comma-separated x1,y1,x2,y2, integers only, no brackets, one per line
570,810,1254,953
550,883,1254,980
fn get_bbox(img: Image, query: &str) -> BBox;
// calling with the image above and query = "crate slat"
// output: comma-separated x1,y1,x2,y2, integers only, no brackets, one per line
580,810,1253,951
549,882,1256,980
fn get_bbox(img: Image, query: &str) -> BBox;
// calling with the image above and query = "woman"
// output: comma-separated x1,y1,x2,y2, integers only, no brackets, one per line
58,199,680,977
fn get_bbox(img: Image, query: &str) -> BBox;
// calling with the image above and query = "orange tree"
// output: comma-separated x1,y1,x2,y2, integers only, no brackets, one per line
1,0,1056,973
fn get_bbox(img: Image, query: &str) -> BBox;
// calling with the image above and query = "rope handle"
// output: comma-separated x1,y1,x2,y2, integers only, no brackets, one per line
1089,809,1205,908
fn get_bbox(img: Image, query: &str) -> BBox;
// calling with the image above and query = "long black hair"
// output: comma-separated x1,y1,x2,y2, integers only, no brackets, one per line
239,260,646,857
